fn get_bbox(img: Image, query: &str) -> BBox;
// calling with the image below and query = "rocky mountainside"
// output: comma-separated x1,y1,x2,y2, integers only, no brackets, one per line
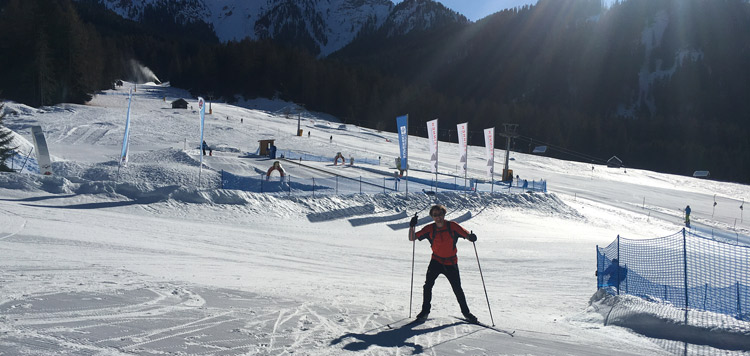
85,0,465,56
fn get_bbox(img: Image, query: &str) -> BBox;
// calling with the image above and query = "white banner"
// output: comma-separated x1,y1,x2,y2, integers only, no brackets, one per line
457,122,468,176
119,88,133,168
31,125,53,175
484,127,495,179
426,119,438,174
198,97,205,166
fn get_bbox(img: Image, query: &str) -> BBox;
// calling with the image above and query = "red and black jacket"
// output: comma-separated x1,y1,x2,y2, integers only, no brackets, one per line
414,221,470,265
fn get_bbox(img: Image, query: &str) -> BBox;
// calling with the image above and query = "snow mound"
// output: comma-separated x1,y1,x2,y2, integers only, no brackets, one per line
1,101,39,117
584,289,750,352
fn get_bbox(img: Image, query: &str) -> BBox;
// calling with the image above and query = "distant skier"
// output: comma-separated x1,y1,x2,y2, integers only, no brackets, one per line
685,205,691,227
330,135,333,143
409,204,478,323
202,140,209,156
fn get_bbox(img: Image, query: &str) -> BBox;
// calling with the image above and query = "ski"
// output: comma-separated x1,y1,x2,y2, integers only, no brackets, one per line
454,317,515,337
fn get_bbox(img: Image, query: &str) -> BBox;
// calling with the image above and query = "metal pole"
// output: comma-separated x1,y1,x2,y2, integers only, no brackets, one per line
738,282,742,319
595,245,600,289
682,228,689,325
491,169,494,193
473,240,495,326
616,235,620,295
19,148,33,173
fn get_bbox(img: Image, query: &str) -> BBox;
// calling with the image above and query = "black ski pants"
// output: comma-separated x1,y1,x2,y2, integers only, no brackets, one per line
421,259,471,315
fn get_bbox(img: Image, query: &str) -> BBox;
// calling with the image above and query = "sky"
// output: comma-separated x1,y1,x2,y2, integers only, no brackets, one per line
0,81,748,354
393,0,537,21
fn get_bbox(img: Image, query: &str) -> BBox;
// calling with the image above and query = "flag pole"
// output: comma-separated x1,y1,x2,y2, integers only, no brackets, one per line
197,97,205,189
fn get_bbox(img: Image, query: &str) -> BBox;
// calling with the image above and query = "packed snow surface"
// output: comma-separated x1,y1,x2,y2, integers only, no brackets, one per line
1,82,749,355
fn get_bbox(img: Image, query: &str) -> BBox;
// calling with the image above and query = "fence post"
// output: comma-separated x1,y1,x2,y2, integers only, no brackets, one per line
595,246,600,289
313,177,315,198
616,235,620,295
682,228,689,325
360,176,362,194
384,177,386,194
738,282,742,319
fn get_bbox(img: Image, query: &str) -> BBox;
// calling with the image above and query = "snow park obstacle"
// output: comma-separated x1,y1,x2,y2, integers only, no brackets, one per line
266,161,285,180
334,152,345,165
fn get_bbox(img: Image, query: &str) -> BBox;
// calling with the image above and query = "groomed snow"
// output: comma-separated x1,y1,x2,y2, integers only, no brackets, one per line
1,82,748,355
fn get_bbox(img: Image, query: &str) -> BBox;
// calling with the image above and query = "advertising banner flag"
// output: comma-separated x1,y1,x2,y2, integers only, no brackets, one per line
31,126,52,175
457,122,468,175
120,89,133,168
484,127,495,179
396,114,408,169
427,119,439,174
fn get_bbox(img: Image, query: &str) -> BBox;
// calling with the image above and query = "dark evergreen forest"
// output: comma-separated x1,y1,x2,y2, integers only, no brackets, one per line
0,0,748,183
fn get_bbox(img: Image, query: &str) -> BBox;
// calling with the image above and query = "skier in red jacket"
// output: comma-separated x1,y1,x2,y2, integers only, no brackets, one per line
409,204,478,323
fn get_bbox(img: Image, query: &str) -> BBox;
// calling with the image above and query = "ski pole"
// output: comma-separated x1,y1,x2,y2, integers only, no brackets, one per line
409,237,415,318
472,237,495,326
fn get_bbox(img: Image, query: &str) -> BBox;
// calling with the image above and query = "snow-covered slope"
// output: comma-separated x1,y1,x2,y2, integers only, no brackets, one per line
1,83,749,355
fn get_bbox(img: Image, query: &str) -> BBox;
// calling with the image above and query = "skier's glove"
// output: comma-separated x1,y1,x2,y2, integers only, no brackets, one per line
467,233,477,242
409,213,418,228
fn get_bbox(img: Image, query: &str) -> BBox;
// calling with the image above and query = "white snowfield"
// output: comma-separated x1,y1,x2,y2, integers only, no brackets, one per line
1,83,748,355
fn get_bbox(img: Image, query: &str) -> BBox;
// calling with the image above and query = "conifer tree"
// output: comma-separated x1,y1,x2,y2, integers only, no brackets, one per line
0,104,18,172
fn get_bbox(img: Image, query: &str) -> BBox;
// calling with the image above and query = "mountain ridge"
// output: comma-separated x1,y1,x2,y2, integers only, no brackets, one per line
84,0,467,57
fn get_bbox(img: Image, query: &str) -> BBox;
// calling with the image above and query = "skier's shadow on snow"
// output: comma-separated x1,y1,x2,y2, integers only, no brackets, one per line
330,320,461,354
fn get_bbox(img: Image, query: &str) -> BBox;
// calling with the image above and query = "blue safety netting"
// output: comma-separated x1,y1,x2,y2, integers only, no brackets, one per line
596,229,750,321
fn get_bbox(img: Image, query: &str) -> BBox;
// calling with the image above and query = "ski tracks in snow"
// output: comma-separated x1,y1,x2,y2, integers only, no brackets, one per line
0,206,27,241
0,284,411,355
